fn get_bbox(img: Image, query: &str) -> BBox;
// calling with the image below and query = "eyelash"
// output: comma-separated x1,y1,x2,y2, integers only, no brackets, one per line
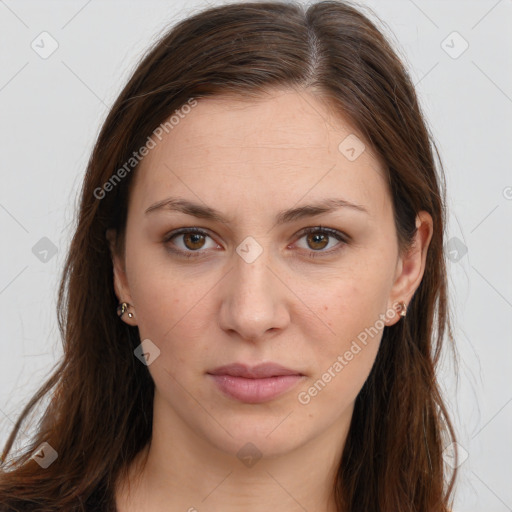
163,226,349,260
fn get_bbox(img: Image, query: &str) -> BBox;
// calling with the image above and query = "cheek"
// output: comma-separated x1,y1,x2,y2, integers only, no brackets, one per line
319,266,390,340
305,264,391,393
127,259,217,371
298,286,385,415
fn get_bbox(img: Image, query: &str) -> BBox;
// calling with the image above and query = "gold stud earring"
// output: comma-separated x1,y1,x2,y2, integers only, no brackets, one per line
397,301,407,318
117,302,134,319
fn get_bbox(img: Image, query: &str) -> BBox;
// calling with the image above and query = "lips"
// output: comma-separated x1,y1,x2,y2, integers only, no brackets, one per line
207,362,305,403
207,362,304,379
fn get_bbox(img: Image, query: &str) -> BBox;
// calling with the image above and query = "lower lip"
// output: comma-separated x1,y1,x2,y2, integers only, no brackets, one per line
208,374,304,403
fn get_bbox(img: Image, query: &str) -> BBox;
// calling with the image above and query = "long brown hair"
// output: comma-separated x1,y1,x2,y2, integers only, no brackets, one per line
0,1,458,510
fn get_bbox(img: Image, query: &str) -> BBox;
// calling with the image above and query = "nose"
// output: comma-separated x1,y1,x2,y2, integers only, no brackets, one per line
217,243,290,343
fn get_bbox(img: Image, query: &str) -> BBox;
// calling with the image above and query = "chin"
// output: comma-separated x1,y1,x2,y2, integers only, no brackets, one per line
197,412,310,461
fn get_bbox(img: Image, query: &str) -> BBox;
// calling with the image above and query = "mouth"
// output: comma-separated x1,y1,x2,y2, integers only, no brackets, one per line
207,362,305,404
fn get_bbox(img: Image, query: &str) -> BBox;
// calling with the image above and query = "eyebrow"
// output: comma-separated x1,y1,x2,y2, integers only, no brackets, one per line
144,196,369,226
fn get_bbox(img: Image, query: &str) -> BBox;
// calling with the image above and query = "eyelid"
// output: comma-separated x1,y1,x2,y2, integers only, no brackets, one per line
162,227,221,255
294,225,350,244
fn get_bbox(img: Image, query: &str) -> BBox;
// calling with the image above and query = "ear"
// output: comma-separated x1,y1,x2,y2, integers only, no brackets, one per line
106,228,137,326
385,211,433,326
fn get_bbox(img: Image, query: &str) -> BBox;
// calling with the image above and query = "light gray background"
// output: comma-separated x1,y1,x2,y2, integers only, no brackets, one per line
0,1,511,510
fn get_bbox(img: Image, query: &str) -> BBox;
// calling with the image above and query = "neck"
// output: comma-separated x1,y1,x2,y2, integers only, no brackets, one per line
115,393,352,512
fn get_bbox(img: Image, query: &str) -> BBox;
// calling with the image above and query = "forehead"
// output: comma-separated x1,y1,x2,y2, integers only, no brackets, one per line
131,88,390,220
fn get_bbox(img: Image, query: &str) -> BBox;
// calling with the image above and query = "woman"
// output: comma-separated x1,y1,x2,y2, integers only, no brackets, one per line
0,1,458,510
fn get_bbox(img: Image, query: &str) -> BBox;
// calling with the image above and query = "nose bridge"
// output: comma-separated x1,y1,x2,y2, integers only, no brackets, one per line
218,235,289,340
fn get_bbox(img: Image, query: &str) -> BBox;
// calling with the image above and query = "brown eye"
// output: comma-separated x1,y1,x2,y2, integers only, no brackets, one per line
305,232,329,251
163,226,348,260
182,232,207,251
163,228,218,258
295,227,348,259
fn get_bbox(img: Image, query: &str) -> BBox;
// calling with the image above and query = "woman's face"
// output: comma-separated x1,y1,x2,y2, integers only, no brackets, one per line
110,88,431,460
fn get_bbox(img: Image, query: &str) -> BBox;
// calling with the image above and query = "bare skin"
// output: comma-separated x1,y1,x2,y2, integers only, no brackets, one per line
109,87,433,512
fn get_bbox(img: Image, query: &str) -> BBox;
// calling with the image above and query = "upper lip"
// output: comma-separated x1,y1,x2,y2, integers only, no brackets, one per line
207,363,304,379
